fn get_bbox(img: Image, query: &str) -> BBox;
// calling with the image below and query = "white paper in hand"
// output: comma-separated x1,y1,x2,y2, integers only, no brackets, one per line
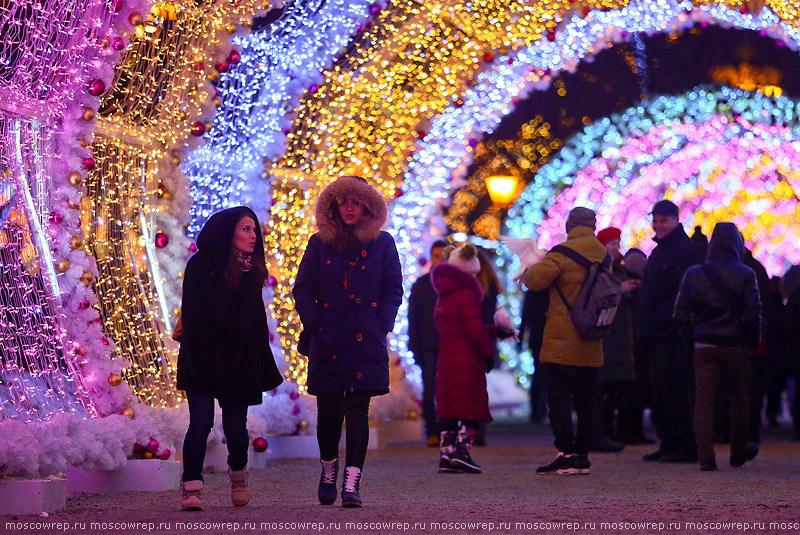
498,234,546,282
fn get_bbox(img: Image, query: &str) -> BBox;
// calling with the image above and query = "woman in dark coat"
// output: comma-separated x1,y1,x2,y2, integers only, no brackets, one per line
432,244,503,474
176,206,283,511
293,176,402,508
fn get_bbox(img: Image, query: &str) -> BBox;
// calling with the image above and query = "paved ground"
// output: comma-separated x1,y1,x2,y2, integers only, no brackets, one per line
2,417,799,535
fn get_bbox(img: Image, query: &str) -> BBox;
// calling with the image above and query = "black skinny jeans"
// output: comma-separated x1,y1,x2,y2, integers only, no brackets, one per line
182,390,249,482
316,391,372,468
544,363,600,455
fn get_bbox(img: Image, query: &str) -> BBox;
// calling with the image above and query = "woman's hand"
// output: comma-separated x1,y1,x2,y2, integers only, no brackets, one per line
621,279,640,294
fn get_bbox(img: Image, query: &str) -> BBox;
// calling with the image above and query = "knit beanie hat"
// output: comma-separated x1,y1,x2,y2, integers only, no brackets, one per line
597,227,621,245
446,243,481,275
565,207,597,231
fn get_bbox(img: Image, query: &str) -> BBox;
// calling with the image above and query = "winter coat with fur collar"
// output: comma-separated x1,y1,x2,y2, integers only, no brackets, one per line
293,177,403,395
431,262,497,422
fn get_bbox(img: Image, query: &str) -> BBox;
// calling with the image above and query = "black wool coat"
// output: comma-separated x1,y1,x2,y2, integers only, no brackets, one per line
408,272,440,357
635,225,703,341
176,252,283,407
293,231,403,395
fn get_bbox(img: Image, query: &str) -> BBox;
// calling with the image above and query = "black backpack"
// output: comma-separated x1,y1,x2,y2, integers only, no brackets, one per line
551,245,622,341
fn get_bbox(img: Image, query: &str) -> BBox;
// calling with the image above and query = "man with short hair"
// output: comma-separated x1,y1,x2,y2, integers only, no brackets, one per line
408,240,448,446
636,200,703,463
524,207,607,475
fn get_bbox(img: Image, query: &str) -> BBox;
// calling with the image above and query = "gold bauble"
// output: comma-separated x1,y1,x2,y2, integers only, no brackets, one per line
178,110,187,120
120,407,136,419
67,199,79,209
55,259,70,273
225,23,236,34
108,373,123,387
173,307,181,317
408,410,418,420
142,451,154,459
77,138,87,148
162,191,173,201
298,419,310,430
68,172,83,186
69,236,83,250
212,97,221,107
177,270,184,279
204,121,212,132
207,70,219,82
81,107,95,121
171,155,180,166
75,346,87,356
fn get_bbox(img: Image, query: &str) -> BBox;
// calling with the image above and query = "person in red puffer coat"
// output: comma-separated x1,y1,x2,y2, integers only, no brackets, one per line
431,244,507,474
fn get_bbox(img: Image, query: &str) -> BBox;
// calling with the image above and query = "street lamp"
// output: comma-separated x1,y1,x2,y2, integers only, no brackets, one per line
486,174,519,206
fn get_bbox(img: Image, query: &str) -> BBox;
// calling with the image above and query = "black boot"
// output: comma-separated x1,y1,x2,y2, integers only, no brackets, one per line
341,466,362,508
318,458,338,505
438,431,460,473
449,426,481,474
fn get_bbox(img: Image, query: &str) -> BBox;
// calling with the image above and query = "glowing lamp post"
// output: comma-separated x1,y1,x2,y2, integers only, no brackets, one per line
486,174,519,206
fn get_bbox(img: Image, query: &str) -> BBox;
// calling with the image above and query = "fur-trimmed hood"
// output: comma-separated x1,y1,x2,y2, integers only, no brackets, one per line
315,175,388,252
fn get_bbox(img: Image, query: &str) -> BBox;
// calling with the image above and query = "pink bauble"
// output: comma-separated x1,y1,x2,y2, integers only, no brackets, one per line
158,449,171,460
113,0,123,13
50,212,63,224
252,437,268,452
308,84,318,94
290,392,299,400
146,438,159,454
112,37,126,51
188,243,198,253
133,442,145,454
83,157,96,170
79,300,90,309
292,405,300,415
155,232,169,248
88,79,105,96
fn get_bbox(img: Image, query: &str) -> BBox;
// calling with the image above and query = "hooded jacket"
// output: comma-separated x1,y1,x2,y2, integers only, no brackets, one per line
523,225,609,367
431,262,496,422
293,177,403,395
674,222,761,347
176,207,283,406
635,224,703,341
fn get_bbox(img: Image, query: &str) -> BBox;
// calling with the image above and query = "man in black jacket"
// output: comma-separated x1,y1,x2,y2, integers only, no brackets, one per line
636,200,703,463
408,240,447,446
674,222,761,470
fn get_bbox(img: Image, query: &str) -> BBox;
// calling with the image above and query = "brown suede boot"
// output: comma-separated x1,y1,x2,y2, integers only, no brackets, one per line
228,468,251,506
180,480,203,511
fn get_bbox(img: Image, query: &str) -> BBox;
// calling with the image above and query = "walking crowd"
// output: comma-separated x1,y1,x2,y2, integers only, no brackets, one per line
174,174,800,510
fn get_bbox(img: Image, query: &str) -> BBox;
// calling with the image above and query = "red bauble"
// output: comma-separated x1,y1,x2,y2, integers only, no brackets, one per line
155,232,169,248
133,442,145,454
252,437,268,452
216,61,230,73
79,300,90,309
394,187,403,198
290,392,299,400
146,438,159,454
158,449,171,460
88,79,105,97
112,37,125,51
292,405,301,415
50,212,63,224
113,0,123,13
546,31,556,42
483,53,494,62
83,157,96,170
191,122,205,136
228,50,241,64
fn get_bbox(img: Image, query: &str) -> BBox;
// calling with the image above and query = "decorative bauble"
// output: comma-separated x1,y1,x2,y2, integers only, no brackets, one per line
484,52,494,62
50,212,63,224
158,449,171,460
133,442,145,454
68,172,83,187
80,270,93,284
252,437,268,452
408,410,418,419
83,157,95,170
178,110,187,120
67,199,80,209
142,451,154,459
177,270,184,279
204,121,212,132
128,12,143,26
113,0,123,13
191,122,205,136
120,407,135,419
212,97,221,107
369,4,381,15
173,307,181,317
394,187,403,198
228,50,241,64
101,336,109,346
155,232,169,248
162,191,173,201
216,61,229,73
99,36,110,49
88,79,105,96
268,276,277,288
112,37,125,51
225,23,236,34
108,373,123,386
77,138,87,148
292,405,300,415
55,259,70,273
146,438,159,453
79,300,90,310
308,84,318,94
82,107,96,121
207,70,219,82
298,419,310,430
171,155,180,166
69,236,82,250
188,243,197,252
75,346,87,356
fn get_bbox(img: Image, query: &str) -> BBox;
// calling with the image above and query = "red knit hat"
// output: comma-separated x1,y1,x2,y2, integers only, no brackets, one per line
597,227,621,245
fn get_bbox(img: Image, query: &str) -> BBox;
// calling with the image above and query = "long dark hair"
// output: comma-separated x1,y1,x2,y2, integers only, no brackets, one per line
476,249,504,294
195,206,269,291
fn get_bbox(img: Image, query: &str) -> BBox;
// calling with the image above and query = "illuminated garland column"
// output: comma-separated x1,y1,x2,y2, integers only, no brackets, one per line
81,137,180,408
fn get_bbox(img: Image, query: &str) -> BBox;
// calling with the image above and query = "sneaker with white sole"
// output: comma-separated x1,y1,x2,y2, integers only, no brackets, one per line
536,453,581,475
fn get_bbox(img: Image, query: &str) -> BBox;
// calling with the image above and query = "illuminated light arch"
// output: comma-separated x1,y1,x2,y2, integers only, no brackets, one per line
510,86,800,277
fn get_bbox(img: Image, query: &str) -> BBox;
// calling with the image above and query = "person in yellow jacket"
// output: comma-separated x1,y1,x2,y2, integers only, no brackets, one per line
524,207,608,475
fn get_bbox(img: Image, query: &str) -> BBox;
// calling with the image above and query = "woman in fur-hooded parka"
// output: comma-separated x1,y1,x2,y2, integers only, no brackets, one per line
293,176,403,395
